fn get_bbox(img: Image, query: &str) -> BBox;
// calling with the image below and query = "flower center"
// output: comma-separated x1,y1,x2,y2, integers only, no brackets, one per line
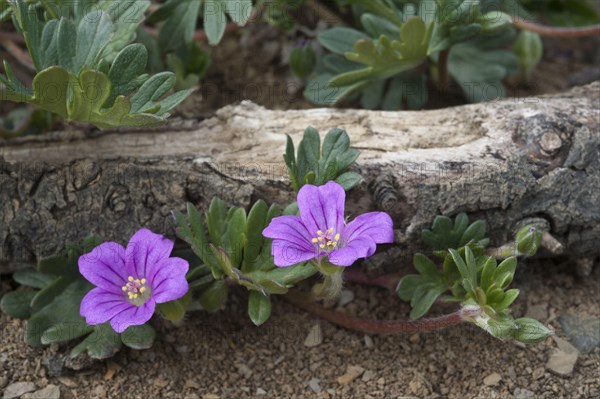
312,227,341,252
122,276,151,306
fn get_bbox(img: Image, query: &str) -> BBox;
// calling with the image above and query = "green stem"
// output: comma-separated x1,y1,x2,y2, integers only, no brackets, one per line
284,290,480,334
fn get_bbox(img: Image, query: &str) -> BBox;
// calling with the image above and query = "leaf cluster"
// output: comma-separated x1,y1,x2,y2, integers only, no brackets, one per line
1,0,193,128
284,127,361,192
304,0,520,108
0,237,155,359
175,200,318,326
396,212,547,343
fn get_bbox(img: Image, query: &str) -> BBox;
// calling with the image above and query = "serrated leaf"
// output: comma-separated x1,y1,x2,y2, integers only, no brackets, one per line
248,291,272,326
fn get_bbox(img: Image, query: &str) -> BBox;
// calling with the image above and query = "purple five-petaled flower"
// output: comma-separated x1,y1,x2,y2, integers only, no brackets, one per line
263,181,394,267
78,229,189,333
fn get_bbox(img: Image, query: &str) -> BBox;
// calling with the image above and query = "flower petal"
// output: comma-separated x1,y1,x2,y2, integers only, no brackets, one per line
78,242,127,290
125,229,174,279
262,215,314,251
344,212,394,244
328,236,376,267
297,181,345,235
80,287,131,325
148,257,189,303
271,240,316,267
109,299,156,333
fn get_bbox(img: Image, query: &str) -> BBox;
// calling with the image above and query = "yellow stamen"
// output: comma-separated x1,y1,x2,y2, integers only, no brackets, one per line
141,278,146,284
312,238,318,243
128,276,134,282
122,286,127,291
139,287,146,293
334,233,340,241
319,244,325,249
317,230,323,236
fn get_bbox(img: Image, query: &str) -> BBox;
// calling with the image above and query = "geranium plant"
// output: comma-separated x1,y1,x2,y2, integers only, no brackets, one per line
1,126,553,360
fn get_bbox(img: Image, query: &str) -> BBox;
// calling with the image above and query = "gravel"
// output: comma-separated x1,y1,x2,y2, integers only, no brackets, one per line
1,260,599,398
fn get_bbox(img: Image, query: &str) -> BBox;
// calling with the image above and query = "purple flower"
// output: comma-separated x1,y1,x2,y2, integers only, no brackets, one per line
78,229,189,333
263,181,394,267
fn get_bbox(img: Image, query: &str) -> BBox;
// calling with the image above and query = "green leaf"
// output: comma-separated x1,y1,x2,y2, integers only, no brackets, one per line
99,0,150,61
74,11,113,71
318,28,369,55
157,0,202,51
396,275,421,301
496,288,519,311
494,257,517,289
206,197,228,247
244,200,268,272
13,268,54,289
448,249,470,287
204,0,226,45
413,253,439,278
516,225,543,256
223,207,246,267
199,280,228,312
70,323,122,359
297,127,321,181
480,256,497,291
513,30,543,82
157,300,186,322
361,13,400,38
448,29,519,103
248,291,272,326
130,72,176,113
106,44,149,106
30,277,73,312
41,322,94,344
334,172,362,190
410,285,446,320
460,220,487,245
121,324,156,350
224,0,253,25
0,291,36,318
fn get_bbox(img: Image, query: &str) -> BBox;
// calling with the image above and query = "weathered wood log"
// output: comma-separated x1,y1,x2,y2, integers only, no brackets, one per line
1,83,598,274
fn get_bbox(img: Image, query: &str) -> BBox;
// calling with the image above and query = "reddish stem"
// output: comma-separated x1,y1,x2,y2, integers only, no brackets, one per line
284,290,479,334
343,268,399,291
513,19,600,38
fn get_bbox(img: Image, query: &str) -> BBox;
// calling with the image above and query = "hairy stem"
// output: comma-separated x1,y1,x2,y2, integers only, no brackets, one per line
513,19,600,38
284,290,479,334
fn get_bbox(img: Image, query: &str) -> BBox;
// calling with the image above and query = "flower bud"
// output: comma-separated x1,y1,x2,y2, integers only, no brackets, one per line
513,317,554,344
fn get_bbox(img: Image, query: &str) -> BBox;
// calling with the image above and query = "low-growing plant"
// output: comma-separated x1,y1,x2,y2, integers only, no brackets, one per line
1,126,553,359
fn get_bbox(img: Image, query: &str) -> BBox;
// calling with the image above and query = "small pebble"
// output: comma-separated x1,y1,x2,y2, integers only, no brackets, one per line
483,372,502,386
546,349,578,376
256,387,266,396
337,289,355,307
362,370,375,382
337,365,365,384
22,384,60,399
308,378,322,393
304,324,323,348
364,335,374,349
3,382,37,399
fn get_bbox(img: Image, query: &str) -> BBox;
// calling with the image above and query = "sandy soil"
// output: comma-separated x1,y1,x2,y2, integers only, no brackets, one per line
1,259,599,399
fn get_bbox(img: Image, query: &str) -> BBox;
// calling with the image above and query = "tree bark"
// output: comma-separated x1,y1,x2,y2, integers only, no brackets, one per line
1,83,598,274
